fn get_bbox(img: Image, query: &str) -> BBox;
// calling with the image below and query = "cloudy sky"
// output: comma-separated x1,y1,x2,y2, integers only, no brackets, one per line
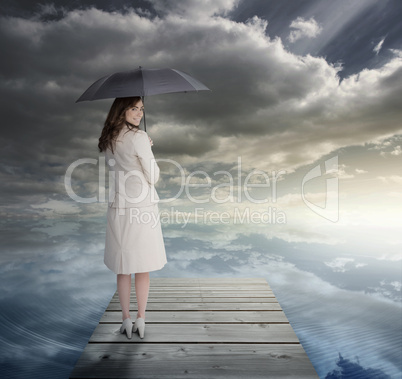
0,1,401,378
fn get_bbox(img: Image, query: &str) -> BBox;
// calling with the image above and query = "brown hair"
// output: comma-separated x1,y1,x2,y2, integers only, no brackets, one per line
98,96,142,153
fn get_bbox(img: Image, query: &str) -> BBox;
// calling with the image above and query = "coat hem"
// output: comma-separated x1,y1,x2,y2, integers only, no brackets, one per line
104,258,167,275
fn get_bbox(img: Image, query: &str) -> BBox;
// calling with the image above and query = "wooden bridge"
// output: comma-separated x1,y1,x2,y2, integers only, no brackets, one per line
69,277,319,378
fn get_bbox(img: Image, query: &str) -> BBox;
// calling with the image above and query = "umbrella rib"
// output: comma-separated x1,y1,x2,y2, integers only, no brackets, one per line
171,69,209,91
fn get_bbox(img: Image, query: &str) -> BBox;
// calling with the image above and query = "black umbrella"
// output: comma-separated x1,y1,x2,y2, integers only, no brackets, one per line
76,66,210,131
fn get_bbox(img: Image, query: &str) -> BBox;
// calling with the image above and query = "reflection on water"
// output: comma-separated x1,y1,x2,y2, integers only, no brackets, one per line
0,296,107,378
0,218,400,378
272,285,401,378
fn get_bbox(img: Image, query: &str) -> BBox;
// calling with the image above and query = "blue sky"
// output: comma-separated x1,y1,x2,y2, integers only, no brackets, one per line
0,1,401,378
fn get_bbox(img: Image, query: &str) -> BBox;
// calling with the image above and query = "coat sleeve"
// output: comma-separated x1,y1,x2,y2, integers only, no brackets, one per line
132,131,160,185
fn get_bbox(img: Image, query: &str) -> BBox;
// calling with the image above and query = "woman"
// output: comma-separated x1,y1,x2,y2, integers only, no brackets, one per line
98,96,167,339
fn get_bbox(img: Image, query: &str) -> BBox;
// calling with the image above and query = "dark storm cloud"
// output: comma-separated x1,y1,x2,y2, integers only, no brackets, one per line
230,0,402,78
0,0,401,210
0,0,157,19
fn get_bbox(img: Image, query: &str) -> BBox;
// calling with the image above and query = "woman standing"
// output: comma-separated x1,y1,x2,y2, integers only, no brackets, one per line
98,96,167,339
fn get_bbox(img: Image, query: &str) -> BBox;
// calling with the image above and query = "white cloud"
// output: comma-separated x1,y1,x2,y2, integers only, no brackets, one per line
324,257,369,272
288,16,322,43
355,262,368,268
380,145,402,157
376,252,402,261
147,0,240,19
245,15,268,32
389,281,401,291
337,164,355,179
373,36,386,55
355,168,368,174
324,257,355,272
372,137,402,158
377,175,402,184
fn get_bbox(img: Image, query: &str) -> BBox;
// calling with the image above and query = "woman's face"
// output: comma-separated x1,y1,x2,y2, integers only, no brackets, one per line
125,100,144,126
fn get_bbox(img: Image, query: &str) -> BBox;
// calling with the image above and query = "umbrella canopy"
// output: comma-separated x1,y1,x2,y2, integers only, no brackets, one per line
76,66,210,131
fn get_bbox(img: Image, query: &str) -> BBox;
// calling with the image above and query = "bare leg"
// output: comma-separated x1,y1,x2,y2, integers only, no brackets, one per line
135,272,150,320
117,274,131,321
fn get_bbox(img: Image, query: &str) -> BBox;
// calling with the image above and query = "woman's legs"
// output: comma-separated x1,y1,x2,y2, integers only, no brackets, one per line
117,274,131,321
135,272,150,320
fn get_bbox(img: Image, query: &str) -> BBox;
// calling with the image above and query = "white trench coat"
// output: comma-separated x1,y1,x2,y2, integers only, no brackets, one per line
103,125,167,274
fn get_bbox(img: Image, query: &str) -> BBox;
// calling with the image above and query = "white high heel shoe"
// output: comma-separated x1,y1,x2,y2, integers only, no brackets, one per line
133,317,145,339
120,317,133,339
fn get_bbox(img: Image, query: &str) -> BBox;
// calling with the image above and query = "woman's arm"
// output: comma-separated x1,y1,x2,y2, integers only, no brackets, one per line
133,131,160,185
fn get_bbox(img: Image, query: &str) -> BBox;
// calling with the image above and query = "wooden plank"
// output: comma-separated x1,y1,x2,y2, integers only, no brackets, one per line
112,291,275,298
147,278,269,283
147,280,270,284
145,286,273,289
106,302,282,311
110,297,277,303
141,286,272,290
100,310,289,324
69,343,319,379
89,323,299,343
